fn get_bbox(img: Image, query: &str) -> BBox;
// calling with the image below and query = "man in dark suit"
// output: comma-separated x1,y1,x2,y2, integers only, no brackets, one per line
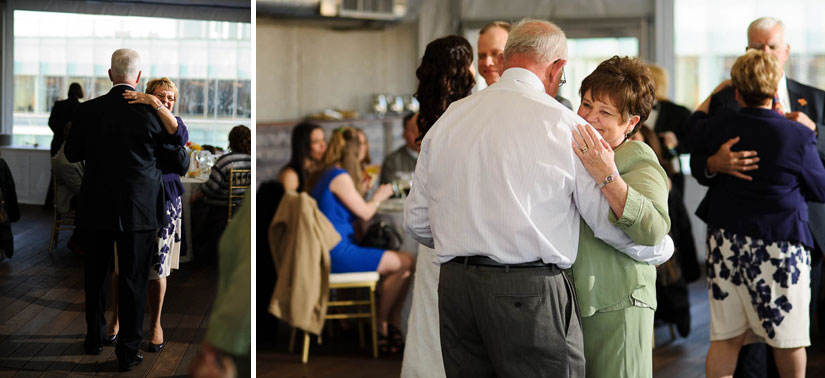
49,83,83,156
64,48,188,371
44,83,84,209
690,17,825,378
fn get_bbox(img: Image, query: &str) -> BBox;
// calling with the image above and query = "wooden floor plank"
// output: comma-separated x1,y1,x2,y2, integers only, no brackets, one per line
0,205,218,377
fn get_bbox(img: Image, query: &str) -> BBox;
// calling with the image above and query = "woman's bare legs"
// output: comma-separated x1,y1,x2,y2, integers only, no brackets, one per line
106,272,119,337
375,250,414,336
706,333,746,378
773,347,806,378
147,277,167,345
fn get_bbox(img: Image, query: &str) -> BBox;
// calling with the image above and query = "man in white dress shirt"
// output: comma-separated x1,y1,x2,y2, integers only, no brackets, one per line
405,19,671,377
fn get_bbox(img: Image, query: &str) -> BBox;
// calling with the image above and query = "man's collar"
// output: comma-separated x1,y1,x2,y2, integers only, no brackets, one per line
113,83,135,89
405,146,419,159
500,67,545,93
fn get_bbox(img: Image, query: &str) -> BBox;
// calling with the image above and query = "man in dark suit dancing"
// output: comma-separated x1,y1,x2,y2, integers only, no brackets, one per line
691,17,825,378
65,48,188,371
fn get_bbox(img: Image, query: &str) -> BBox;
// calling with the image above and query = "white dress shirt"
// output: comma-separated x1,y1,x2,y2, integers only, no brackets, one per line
778,73,791,113
404,67,672,269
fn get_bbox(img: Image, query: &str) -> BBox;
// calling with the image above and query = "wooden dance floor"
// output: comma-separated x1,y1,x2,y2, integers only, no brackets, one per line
260,265,825,378
0,205,217,377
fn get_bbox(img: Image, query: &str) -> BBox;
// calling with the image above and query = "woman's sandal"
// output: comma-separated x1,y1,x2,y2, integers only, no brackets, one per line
377,332,401,355
377,325,405,355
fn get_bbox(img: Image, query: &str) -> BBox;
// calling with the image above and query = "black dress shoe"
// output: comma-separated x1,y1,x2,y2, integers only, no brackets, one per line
676,312,691,338
103,334,118,345
84,344,103,355
118,351,144,372
147,340,166,353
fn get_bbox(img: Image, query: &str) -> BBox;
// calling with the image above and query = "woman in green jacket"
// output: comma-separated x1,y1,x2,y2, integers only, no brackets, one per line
570,56,671,378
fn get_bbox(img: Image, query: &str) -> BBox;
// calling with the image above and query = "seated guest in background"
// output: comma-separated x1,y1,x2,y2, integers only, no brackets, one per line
401,34,475,378
379,113,419,185
45,82,84,209
192,125,251,264
690,49,825,378
198,124,252,206
278,122,326,192
571,56,671,378
54,122,85,254
308,127,413,354
108,77,190,352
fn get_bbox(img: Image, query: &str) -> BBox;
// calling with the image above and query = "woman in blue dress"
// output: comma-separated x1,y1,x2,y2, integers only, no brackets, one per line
309,126,414,353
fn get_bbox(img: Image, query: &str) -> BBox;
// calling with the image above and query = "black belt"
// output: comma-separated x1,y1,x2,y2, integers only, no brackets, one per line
449,255,559,271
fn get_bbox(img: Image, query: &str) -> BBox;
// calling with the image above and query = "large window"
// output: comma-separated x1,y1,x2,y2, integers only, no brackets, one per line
12,10,252,149
674,0,825,109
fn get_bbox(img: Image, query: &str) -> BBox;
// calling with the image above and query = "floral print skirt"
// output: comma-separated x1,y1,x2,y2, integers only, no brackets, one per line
151,196,182,280
706,228,811,348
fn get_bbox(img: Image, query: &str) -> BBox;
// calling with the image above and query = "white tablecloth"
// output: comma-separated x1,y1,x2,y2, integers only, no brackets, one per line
180,176,208,261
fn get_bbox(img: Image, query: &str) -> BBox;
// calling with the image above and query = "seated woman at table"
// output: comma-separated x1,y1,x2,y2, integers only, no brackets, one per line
278,122,326,193
191,125,252,263
570,56,671,378
690,50,825,378
308,126,413,354
108,77,189,350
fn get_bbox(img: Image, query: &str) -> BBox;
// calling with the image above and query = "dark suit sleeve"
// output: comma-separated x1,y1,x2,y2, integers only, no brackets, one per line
688,111,716,187
800,132,825,203
64,103,87,163
48,102,62,133
671,104,693,154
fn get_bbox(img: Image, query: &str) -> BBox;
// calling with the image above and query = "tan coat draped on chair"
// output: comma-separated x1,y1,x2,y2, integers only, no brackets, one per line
269,191,340,335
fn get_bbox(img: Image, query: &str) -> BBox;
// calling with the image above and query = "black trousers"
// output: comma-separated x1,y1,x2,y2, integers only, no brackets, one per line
84,229,156,359
438,259,584,378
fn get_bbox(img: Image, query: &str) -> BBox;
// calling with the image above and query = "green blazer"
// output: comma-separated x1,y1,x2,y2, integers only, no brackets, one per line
572,141,671,317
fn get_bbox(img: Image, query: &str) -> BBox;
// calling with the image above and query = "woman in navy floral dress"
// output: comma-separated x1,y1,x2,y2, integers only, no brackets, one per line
690,50,825,377
107,78,188,352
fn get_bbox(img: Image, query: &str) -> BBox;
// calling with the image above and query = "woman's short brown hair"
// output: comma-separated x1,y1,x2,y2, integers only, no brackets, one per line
730,49,782,107
579,56,656,139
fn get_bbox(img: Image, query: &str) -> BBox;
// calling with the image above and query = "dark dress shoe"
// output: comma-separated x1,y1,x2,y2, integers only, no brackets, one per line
84,344,103,355
147,340,166,353
118,351,144,371
676,312,691,338
103,334,118,345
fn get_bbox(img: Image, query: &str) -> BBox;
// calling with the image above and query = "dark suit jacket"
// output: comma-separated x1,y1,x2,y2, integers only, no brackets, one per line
48,98,80,156
690,108,825,248
691,78,825,250
654,100,693,157
64,85,189,232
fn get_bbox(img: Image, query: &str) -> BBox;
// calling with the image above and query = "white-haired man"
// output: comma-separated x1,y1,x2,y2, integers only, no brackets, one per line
405,19,671,377
65,48,189,371
477,20,573,109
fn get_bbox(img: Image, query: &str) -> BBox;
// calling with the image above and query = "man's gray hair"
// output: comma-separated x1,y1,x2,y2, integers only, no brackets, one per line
503,18,567,65
110,48,141,81
748,17,785,43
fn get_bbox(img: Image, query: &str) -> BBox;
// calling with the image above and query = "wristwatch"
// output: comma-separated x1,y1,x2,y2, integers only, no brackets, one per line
156,104,164,111
597,172,617,189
